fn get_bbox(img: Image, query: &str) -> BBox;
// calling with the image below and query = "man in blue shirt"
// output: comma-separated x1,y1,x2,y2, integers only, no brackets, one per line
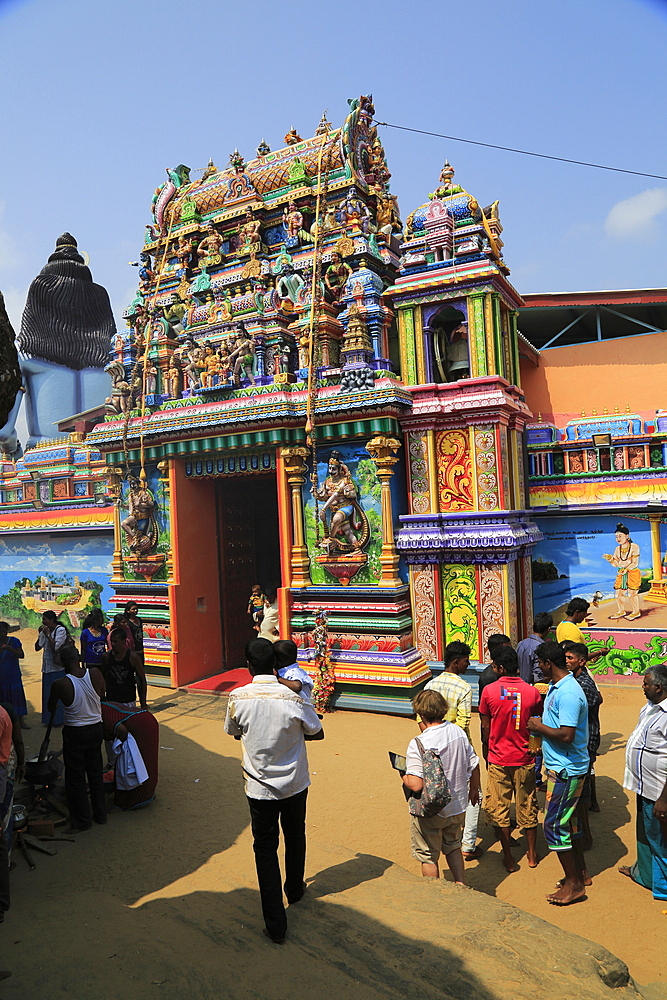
528,641,590,906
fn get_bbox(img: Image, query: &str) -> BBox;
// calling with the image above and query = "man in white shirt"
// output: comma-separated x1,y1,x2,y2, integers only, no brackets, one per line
620,664,667,900
225,638,323,943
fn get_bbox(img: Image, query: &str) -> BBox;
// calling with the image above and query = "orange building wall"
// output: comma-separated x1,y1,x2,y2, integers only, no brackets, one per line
520,330,667,426
168,461,222,687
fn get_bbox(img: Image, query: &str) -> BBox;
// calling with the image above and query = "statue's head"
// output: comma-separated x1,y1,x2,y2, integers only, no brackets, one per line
328,450,343,475
331,252,342,264
170,292,180,304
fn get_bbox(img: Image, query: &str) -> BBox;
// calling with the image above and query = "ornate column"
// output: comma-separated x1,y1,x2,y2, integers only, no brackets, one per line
280,446,312,588
157,459,174,579
366,435,402,587
107,468,125,582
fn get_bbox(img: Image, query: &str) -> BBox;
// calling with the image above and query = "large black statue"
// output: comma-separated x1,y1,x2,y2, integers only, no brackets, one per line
6,233,116,449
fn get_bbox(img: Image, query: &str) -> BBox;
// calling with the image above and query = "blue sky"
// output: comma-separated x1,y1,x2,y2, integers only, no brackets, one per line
0,0,666,339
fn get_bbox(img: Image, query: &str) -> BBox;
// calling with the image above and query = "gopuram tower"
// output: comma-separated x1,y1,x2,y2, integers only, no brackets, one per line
388,161,541,664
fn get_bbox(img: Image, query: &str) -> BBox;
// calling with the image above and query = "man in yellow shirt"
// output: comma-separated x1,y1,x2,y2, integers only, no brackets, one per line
556,599,605,662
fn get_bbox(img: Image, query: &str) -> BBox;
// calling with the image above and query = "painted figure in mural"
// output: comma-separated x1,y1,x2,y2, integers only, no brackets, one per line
197,224,224,267
317,451,364,553
324,252,352,308
447,324,470,381
283,201,303,242
603,523,642,621
14,233,115,448
121,477,158,555
229,325,256,385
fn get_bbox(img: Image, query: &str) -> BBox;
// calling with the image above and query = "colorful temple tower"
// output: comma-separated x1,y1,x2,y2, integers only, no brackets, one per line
0,98,547,712
390,162,541,665
85,98,428,709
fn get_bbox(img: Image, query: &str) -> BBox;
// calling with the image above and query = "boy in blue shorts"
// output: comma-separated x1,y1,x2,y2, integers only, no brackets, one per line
527,640,590,906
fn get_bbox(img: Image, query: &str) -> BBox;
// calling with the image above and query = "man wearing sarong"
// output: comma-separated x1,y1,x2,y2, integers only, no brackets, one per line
620,664,667,900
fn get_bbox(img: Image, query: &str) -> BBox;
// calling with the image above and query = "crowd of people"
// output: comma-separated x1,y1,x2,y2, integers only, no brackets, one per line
1,592,665,958
0,600,158,953
403,598,667,908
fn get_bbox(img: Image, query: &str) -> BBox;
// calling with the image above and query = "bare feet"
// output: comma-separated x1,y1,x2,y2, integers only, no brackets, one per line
556,870,592,888
547,881,587,905
502,855,520,873
618,865,634,880
527,855,539,869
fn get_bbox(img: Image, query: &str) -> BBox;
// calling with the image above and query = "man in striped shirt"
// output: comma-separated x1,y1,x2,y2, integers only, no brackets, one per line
425,641,482,860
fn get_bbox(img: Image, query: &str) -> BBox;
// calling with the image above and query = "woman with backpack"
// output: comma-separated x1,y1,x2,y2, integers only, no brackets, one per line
35,611,71,725
403,689,480,884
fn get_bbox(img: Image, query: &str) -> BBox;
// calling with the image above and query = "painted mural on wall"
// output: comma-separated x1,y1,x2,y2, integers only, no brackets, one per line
120,465,170,582
531,514,667,677
304,446,382,586
0,531,113,630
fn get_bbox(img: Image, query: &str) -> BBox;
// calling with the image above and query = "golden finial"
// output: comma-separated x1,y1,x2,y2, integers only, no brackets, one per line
580,410,586,417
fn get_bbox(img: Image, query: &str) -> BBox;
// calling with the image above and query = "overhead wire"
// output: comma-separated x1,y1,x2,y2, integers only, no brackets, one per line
373,120,667,181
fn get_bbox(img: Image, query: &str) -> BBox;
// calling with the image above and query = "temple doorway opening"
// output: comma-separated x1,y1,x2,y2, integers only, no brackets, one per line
215,474,281,669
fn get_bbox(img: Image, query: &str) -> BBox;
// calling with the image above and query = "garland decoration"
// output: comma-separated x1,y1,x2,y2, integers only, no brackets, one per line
311,608,335,713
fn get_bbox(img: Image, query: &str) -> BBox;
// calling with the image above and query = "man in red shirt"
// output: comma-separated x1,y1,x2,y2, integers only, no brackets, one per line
479,646,543,872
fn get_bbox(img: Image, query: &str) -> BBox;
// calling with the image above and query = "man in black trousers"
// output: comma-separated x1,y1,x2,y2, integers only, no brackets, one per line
225,638,323,943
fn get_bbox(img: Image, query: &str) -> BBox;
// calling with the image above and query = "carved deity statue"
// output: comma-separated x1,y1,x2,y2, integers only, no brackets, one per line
283,201,303,241
340,188,371,234
276,266,305,313
201,345,222,387
239,209,262,250
316,451,365,553
104,359,131,414
166,361,182,398
175,235,193,275
121,476,158,555
324,252,352,307
161,292,187,337
197,224,224,267
228,325,256,385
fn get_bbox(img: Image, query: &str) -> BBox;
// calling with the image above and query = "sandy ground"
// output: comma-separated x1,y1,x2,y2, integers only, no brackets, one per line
1,630,665,998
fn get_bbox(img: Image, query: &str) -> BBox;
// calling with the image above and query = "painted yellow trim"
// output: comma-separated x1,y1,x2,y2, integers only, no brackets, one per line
426,430,439,513
414,306,426,385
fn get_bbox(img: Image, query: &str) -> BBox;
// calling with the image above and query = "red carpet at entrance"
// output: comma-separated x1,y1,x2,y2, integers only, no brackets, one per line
186,668,251,694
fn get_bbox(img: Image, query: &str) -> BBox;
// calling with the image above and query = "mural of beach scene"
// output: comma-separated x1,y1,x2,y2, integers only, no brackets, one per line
0,531,114,632
531,514,667,680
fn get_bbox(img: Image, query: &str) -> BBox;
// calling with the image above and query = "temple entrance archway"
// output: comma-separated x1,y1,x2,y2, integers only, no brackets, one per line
215,474,281,669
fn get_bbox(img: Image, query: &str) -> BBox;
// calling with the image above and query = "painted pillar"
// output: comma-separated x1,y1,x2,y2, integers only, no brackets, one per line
397,307,418,386
650,515,663,582
107,468,125,583
467,293,487,377
410,564,443,661
280,446,312,588
413,307,427,385
365,435,402,587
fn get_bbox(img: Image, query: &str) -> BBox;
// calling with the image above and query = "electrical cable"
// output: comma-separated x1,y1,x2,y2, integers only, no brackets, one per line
373,120,667,181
